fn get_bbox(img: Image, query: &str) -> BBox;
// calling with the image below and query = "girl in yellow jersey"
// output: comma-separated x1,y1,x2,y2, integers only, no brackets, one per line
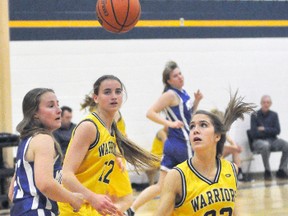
59,75,159,216
154,91,255,216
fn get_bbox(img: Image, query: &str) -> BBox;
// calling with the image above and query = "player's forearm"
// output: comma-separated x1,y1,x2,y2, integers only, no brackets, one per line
62,171,93,202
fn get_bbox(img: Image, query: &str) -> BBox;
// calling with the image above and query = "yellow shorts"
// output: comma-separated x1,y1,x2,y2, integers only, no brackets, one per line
58,202,101,216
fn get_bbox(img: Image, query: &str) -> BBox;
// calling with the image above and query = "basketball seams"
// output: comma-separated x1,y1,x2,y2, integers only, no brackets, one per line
120,0,131,31
123,6,140,27
97,1,122,32
96,0,140,33
110,0,130,32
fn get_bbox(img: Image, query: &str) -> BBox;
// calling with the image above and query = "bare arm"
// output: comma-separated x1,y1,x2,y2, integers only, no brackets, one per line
226,135,237,147
233,206,239,216
154,169,182,215
113,194,133,213
62,121,117,214
147,91,184,128
31,134,83,211
192,89,203,113
8,174,15,202
226,135,242,153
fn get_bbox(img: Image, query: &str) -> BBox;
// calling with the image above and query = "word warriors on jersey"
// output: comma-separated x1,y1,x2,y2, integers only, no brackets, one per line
191,187,236,212
98,141,116,156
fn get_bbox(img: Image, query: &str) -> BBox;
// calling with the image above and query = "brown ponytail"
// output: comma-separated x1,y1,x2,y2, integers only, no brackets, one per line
112,122,160,172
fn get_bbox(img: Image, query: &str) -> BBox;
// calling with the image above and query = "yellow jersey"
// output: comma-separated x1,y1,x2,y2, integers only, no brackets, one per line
173,158,237,216
59,112,131,215
116,113,126,136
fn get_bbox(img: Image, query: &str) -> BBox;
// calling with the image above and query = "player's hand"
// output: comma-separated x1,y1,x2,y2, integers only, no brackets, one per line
169,120,184,129
89,194,117,215
236,145,242,153
116,209,125,216
116,156,126,172
194,89,203,102
69,192,85,213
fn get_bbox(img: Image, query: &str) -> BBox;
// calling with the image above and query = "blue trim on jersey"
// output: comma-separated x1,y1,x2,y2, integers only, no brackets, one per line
11,137,60,216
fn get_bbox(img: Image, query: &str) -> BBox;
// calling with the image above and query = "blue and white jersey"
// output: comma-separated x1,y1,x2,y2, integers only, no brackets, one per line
11,136,62,216
164,87,193,142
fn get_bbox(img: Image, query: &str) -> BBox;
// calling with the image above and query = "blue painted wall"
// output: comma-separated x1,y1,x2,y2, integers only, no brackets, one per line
9,0,288,40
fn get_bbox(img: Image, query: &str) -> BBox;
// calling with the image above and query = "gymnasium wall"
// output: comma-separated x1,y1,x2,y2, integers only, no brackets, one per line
8,0,288,174
10,38,288,174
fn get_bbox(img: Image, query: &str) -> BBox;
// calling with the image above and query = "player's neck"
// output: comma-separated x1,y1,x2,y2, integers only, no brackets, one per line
95,109,115,131
191,156,217,180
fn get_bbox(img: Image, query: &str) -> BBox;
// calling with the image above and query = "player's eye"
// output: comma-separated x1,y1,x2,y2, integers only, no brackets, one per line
200,122,208,128
115,89,122,94
189,124,195,130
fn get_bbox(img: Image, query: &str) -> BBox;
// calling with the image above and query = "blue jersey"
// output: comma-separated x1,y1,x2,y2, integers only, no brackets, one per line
11,136,62,216
161,87,193,170
164,87,193,142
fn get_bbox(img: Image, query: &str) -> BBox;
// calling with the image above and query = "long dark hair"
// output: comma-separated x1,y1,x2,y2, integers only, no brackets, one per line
192,91,256,158
16,88,63,158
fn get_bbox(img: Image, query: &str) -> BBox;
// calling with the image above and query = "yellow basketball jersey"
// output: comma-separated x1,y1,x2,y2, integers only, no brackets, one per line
59,112,125,215
108,159,132,197
116,114,126,137
173,158,237,216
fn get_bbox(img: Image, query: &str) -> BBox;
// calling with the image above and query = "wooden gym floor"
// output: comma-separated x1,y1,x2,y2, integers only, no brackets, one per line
1,176,288,215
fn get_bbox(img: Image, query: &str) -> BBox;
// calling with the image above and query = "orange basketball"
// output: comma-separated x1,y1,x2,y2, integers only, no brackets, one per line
96,0,141,33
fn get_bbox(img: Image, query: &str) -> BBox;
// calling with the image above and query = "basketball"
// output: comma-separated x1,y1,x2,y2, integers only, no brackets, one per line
96,0,141,34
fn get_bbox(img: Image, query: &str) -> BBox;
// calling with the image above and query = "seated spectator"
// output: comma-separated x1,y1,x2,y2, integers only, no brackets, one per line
53,106,76,156
250,95,288,180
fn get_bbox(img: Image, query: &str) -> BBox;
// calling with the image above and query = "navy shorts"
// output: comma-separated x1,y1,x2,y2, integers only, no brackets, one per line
161,137,192,170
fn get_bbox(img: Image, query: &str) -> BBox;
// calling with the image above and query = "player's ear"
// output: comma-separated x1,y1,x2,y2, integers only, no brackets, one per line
93,94,100,105
215,133,221,142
